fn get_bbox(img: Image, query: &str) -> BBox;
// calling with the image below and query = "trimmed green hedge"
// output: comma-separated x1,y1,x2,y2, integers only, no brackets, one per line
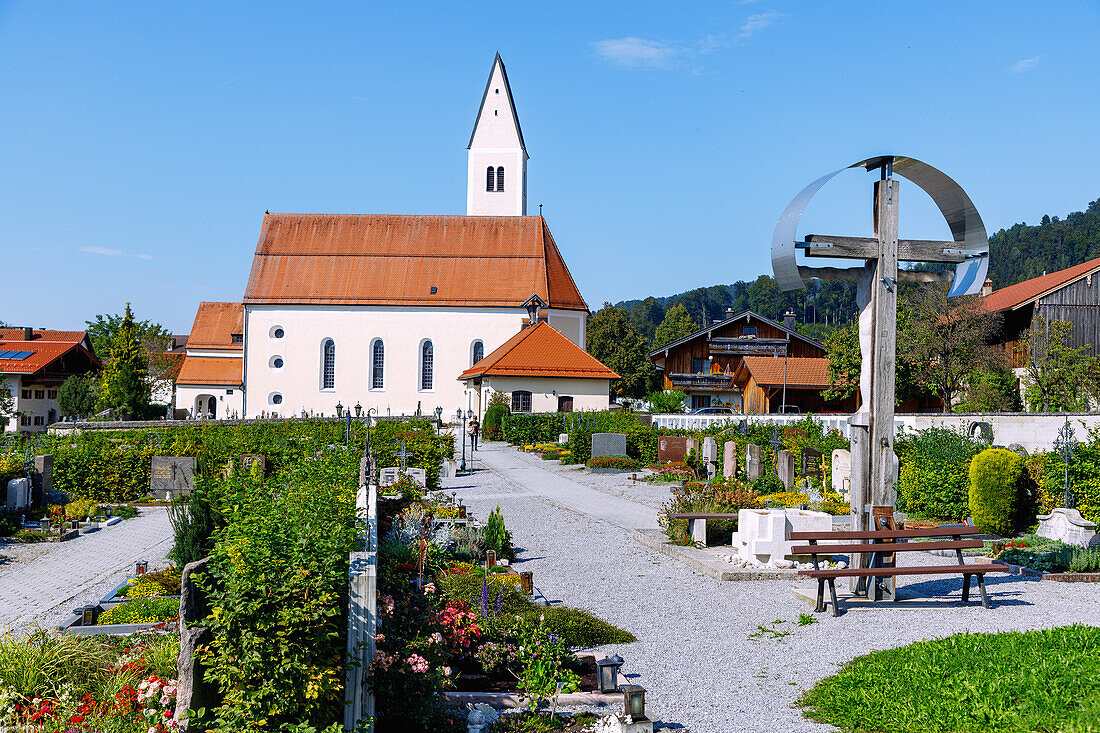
501,413,563,446
586,455,643,470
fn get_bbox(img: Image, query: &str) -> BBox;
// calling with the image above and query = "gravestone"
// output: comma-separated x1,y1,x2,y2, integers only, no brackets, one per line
33,453,53,506
745,444,763,481
405,468,427,488
701,437,718,463
176,556,215,730
6,477,30,509
831,449,851,499
722,441,738,478
591,432,628,458
801,447,823,479
150,457,195,500
776,450,796,489
558,433,569,445
1037,508,1098,547
239,454,266,473
378,467,401,489
658,436,699,463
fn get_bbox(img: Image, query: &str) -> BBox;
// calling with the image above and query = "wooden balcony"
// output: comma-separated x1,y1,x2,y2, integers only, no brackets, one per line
707,337,788,355
667,373,737,391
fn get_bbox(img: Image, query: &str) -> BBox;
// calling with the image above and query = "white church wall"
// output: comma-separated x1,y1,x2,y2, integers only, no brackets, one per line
547,311,585,348
244,305,531,418
476,376,610,414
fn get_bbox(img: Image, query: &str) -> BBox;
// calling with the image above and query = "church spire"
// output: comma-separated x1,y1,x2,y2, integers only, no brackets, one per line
467,54,528,216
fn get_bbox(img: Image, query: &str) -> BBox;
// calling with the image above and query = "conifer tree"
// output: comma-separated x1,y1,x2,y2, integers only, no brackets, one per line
97,303,151,419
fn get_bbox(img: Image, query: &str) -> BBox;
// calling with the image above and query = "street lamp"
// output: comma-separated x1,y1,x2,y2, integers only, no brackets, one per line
456,408,468,471
434,406,443,435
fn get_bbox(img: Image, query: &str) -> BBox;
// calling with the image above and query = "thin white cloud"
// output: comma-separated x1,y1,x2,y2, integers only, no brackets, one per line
738,12,786,41
81,246,124,257
1010,55,1041,73
592,37,679,69
80,245,154,260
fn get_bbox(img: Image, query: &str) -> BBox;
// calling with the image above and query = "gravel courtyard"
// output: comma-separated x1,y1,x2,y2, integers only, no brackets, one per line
446,442,1100,732
0,508,174,636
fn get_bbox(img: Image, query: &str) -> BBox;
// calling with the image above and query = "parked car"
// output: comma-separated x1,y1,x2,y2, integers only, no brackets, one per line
777,405,801,414
691,406,736,415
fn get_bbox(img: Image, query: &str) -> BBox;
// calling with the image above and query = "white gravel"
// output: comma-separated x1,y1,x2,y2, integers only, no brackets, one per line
443,443,1100,733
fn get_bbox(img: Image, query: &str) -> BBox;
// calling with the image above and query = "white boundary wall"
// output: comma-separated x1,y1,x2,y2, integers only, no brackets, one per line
650,412,1100,453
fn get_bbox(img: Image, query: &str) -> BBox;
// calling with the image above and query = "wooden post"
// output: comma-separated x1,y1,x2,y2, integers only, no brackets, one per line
870,179,899,510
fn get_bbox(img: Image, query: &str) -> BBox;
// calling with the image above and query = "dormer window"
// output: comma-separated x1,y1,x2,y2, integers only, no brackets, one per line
231,333,243,344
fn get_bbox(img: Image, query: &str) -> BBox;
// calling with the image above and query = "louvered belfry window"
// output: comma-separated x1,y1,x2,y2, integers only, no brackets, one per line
372,339,384,389
472,340,484,366
421,340,434,391
322,339,336,389
496,166,504,192
486,166,495,192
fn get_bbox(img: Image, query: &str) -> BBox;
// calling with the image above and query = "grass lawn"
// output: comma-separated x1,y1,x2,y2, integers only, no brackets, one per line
799,625,1100,732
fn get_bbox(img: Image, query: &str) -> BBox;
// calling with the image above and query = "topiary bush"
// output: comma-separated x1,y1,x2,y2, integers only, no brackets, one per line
484,505,514,561
969,447,1028,535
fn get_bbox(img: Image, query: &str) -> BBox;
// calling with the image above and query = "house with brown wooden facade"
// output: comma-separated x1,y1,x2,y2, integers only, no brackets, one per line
648,310,850,413
981,256,1100,371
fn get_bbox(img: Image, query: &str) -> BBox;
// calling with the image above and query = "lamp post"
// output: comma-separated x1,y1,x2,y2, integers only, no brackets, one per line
434,406,443,435
456,408,468,471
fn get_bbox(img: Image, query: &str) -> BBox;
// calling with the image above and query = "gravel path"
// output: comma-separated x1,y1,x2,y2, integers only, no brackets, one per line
0,508,174,636
444,442,1100,732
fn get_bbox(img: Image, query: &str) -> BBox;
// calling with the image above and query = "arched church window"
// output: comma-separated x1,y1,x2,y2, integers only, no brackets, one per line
371,339,384,389
420,340,434,391
496,166,505,192
486,166,495,192
471,340,484,366
321,339,335,390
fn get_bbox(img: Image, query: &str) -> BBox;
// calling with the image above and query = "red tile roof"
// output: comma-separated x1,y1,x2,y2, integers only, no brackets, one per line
735,356,831,388
176,356,243,386
243,214,588,310
982,256,1100,313
187,302,244,350
0,330,98,376
459,322,619,380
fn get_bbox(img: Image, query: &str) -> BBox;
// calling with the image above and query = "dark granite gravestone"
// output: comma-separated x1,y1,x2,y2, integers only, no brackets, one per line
658,436,699,463
150,457,196,500
591,432,627,458
801,447,823,479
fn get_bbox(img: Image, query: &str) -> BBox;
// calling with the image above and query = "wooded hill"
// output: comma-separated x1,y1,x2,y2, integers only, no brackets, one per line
617,196,1100,345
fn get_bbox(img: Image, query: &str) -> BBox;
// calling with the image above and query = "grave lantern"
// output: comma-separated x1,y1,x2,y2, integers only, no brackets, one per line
595,654,624,693
486,550,496,568
104,505,113,518
519,571,534,595
458,503,467,519
136,560,149,576
621,684,646,719
81,604,99,626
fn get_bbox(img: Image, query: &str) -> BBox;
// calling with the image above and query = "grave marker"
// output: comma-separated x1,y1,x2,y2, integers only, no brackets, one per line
776,450,796,489
658,436,699,463
150,457,195,500
591,432,627,458
831,449,852,499
240,454,266,473
745,444,762,481
801,447,823,479
722,441,738,478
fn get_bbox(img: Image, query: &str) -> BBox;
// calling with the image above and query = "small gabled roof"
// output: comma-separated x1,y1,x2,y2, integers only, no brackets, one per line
459,322,619,380
176,356,243,387
648,310,825,358
467,53,527,156
0,329,99,376
187,302,243,351
981,256,1100,313
734,356,831,388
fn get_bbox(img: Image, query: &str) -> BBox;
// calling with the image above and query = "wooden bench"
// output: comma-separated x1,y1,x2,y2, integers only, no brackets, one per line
789,525,1009,616
667,513,740,545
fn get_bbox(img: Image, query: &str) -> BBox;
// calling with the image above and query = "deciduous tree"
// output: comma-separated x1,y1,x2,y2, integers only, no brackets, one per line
652,303,698,349
1023,314,1091,411
585,304,655,399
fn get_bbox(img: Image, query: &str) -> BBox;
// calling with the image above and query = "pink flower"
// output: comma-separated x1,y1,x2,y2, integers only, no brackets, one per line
407,653,429,673
429,632,443,644
375,633,385,644
443,666,453,676
423,582,436,595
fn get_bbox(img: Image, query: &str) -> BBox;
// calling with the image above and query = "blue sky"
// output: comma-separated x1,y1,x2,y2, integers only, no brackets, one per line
2,1,1099,331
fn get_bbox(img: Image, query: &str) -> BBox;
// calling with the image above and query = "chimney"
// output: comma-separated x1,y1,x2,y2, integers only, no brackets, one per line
981,277,993,297
783,311,796,328
23,327,34,341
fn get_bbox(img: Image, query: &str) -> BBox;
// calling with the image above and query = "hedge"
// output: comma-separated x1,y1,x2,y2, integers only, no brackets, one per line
969,448,1027,535
501,412,563,446
896,427,984,521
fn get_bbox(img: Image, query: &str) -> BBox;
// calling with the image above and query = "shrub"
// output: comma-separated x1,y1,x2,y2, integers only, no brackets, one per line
502,413,562,446
751,474,785,495
0,512,17,536
484,403,509,441
120,577,168,599
897,427,984,520
586,455,642,470
759,491,809,507
645,389,686,414
65,498,99,520
536,606,636,647
660,481,761,543
969,448,1027,535
484,505,514,561
166,486,221,568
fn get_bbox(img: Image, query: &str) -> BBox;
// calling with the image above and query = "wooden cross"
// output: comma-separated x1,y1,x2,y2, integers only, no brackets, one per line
394,440,409,471
771,156,989,579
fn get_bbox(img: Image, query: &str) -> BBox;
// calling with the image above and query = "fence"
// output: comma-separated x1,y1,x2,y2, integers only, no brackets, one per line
650,411,1100,453
344,461,378,730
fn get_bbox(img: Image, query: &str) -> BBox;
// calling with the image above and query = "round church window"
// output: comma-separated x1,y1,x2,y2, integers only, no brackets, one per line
270,393,283,405
270,356,284,370
270,325,285,339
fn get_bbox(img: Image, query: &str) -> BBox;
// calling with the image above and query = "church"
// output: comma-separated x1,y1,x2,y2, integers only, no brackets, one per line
175,55,607,420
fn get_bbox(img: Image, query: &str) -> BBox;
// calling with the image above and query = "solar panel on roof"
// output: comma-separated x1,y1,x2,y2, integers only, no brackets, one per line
0,350,33,360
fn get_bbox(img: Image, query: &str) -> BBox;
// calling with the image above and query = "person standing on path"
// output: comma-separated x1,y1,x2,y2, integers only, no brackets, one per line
468,415,480,451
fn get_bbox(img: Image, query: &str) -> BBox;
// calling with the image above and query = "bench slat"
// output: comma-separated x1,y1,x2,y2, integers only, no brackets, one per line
666,513,740,519
800,563,1008,578
789,540,983,555
789,527,981,540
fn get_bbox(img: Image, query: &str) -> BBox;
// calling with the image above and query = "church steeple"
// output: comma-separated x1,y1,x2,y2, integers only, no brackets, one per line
467,54,528,216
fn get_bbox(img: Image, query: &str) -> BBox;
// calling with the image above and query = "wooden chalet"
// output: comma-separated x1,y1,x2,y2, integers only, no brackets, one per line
981,257,1100,369
648,310,832,413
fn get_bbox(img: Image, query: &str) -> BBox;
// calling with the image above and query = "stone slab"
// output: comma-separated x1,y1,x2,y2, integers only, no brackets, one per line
776,449,796,489
631,529,800,581
746,444,762,481
702,436,718,463
722,441,738,478
831,449,851,499
150,457,195,500
658,436,698,463
1036,508,1098,547
591,432,627,459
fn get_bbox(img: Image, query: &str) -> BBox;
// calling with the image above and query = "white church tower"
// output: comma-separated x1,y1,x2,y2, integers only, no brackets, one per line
467,54,528,216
